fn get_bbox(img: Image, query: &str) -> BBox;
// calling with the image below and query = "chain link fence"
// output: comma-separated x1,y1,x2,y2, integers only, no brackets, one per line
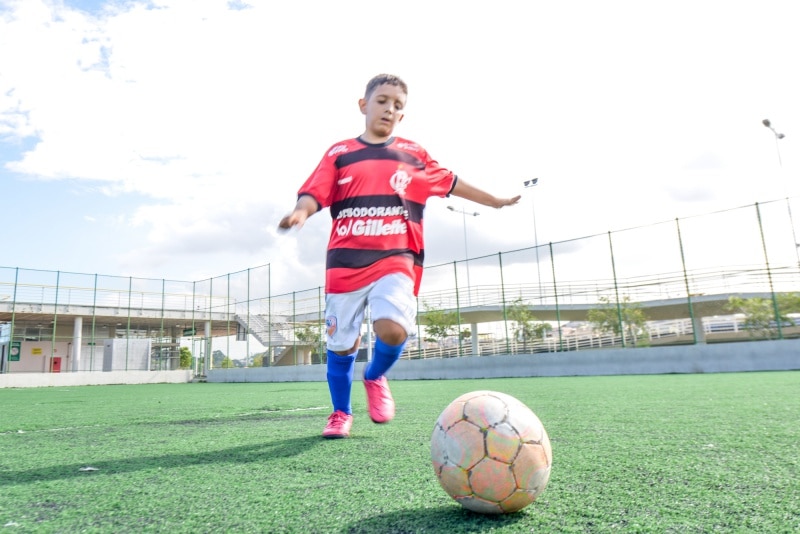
2,199,799,374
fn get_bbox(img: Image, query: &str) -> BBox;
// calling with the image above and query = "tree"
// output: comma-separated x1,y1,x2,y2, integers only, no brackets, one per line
507,298,552,352
295,323,326,362
179,347,192,369
251,353,264,367
780,292,800,314
588,295,649,347
220,357,235,368
421,302,460,349
725,293,800,339
212,350,227,368
295,324,324,346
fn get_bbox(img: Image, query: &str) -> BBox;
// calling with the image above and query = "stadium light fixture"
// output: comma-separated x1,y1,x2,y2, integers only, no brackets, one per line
762,119,785,167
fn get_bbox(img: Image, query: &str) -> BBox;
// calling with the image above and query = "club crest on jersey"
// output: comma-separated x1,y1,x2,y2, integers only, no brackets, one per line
390,166,412,196
326,316,337,336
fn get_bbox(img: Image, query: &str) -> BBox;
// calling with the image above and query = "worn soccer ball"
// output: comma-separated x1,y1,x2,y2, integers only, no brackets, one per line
430,390,552,514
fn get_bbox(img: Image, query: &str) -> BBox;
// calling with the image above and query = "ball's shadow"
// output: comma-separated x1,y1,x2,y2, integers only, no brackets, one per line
345,505,527,533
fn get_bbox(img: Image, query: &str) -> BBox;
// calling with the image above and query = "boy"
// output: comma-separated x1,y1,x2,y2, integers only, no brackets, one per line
279,74,520,438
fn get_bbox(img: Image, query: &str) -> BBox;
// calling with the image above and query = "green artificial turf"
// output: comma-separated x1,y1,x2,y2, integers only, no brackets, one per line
1,372,798,533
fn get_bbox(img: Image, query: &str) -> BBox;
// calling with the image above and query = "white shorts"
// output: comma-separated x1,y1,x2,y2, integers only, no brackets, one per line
325,273,417,352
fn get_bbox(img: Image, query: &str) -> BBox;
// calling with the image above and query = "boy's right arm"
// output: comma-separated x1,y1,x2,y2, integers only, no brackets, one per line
278,195,319,231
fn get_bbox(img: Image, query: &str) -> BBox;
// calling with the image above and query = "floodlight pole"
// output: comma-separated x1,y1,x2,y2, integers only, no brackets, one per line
762,119,799,267
523,179,542,298
447,205,479,306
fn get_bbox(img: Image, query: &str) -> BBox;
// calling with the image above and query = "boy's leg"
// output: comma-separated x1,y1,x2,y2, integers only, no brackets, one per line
322,349,356,439
363,273,416,424
365,326,406,380
362,328,405,424
323,290,367,438
326,349,357,415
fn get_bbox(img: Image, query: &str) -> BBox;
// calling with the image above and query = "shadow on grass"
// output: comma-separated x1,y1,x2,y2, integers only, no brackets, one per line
345,505,527,533
0,435,321,486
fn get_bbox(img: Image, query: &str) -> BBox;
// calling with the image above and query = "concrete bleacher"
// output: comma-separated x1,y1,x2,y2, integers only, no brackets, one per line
234,314,318,366
235,314,291,346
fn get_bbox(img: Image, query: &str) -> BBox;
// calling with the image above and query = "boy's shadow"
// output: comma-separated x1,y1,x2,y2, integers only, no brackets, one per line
1,435,322,485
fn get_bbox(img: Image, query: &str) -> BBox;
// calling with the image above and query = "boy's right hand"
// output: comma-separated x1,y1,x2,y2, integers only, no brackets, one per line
278,210,307,232
278,195,318,232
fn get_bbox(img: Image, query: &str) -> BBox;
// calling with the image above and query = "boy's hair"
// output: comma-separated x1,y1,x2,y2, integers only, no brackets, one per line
365,74,408,99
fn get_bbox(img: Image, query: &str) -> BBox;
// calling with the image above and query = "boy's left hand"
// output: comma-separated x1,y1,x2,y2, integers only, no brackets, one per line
495,195,521,208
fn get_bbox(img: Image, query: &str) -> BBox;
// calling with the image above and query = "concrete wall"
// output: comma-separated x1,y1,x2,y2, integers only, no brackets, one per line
207,339,800,383
0,370,193,388
5,341,71,373
3,340,795,388
103,338,152,371
4,341,111,373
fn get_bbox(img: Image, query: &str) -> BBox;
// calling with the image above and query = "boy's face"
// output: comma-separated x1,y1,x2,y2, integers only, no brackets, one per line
359,84,406,142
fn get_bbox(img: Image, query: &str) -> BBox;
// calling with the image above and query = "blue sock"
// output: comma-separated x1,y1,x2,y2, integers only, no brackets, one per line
364,337,406,380
326,350,356,414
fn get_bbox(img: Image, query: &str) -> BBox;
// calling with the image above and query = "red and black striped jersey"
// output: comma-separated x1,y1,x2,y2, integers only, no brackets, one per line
298,136,457,295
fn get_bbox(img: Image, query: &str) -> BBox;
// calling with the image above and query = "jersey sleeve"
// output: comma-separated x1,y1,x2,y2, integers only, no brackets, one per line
422,152,457,198
297,146,340,209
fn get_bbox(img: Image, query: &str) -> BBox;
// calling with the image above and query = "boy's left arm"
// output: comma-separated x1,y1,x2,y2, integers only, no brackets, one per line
450,178,521,209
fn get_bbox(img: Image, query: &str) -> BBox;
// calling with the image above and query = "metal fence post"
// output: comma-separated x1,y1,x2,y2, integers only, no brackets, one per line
607,231,626,348
454,261,463,357
52,271,60,368
126,276,132,371
549,242,564,352
756,202,784,339
91,273,98,371
675,218,698,345
498,252,510,354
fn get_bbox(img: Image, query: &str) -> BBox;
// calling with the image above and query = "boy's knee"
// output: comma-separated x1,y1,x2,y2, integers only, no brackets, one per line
373,319,407,346
334,334,362,356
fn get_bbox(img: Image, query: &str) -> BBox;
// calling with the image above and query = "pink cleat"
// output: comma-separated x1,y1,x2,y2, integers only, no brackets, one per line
322,410,353,439
363,375,395,424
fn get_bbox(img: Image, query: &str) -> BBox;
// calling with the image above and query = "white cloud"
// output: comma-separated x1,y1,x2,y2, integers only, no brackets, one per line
1,0,799,289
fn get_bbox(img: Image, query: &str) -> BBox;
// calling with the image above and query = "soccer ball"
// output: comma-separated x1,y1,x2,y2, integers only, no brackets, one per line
430,390,552,514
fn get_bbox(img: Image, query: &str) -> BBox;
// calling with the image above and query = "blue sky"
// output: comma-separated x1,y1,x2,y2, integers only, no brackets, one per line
1,0,798,294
